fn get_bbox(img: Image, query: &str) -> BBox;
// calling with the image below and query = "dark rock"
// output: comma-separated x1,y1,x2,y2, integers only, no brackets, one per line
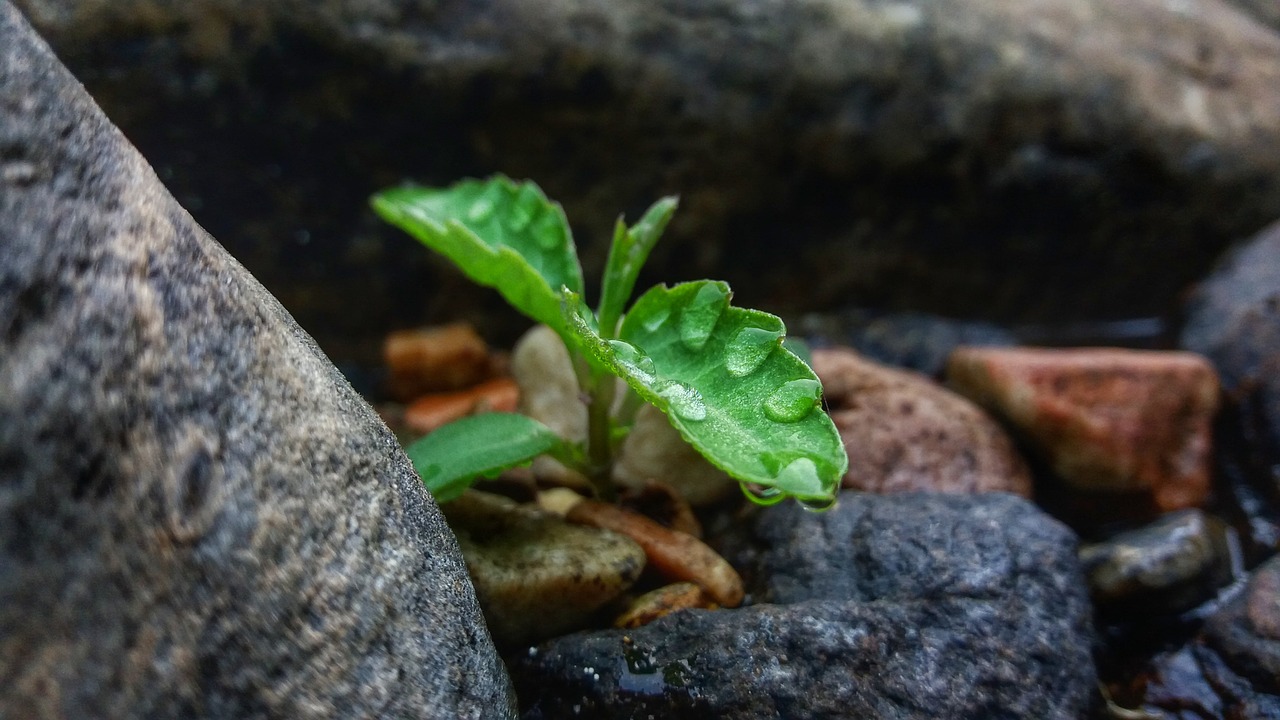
10,0,1280,364
1227,0,1280,31
801,309,1015,376
1144,555,1280,716
514,492,1095,719
1182,219,1280,502
1080,509,1235,616
0,4,514,717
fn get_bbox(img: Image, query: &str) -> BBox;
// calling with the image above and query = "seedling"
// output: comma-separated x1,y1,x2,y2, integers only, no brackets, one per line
372,176,847,508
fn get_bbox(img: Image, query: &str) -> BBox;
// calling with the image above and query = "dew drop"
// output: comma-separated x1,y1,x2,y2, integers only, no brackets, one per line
641,307,671,333
678,283,727,351
658,382,707,421
467,198,494,222
762,378,822,423
505,184,541,233
421,463,442,482
533,210,564,250
799,495,838,513
741,482,786,506
608,339,657,384
772,457,825,496
724,326,782,377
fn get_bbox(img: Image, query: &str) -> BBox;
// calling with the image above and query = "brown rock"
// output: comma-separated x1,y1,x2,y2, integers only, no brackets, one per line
812,347,1031,496
947,347,1220,511
384,322,495,401
403,376,520,435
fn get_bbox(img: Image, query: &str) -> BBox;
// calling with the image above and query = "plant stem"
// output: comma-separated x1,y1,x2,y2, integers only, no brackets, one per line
571,352,616,501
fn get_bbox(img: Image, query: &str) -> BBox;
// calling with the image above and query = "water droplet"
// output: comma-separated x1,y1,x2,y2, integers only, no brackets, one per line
678,283,727,351
640,307,671,333
741,482,787,506
421,463,442,481
772,457,825,496
799,495,838,513
724,326,781,377
467,198,494,222
762,378,822,422
508,184,546,233
608,340,656,384
533,209,564,250
658,382,707,421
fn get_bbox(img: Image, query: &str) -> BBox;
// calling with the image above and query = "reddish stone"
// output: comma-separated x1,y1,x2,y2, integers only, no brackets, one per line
383,322,495,401
946,347,1220,511
812,348,1032,496
403,377,520,435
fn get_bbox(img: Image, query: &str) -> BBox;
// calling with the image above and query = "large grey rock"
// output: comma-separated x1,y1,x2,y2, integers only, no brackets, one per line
10,0,1280,364
514,492,1095,719
0,3,515,717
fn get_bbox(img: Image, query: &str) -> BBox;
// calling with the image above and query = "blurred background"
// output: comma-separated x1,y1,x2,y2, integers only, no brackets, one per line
14,0,1280,371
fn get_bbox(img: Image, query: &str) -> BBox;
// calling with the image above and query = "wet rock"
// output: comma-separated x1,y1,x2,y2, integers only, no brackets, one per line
12,0,1280,362
948,346,1220,512
1080,509,1234,615
514,492,1094,719
802,310,1015,376
812,348,1032,496
1144,554,1280,716
443,491,646,646
1182,218,1280,500
0,4,514,716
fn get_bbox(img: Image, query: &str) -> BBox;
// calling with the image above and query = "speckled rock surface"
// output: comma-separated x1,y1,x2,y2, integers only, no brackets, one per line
0,4,514,716
812,347,1031,496
948,346,1220,512
514,492,1094,719
9,0,1280,362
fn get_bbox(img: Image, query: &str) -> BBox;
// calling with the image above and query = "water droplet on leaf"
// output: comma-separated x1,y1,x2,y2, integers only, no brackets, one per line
724,326,781,377
641,307,671,333
678,283,727,351
772,457,825,496
799,495,837,512
467,199,494,222
658,382,707,421
762,379,822,422
608,340,657,384
741,482,786,506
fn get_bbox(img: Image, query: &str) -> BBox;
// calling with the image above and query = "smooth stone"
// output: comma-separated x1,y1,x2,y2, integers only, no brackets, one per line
948,346,1221,512
514,492,1095,719
1080,509,1235,615
0,4,515,716
442,491,646,646
812,347,1032,496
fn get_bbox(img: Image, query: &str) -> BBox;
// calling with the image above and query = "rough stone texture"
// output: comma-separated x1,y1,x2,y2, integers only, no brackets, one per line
1227,0,1280,31
1144,555,1280,716
9,0,1280,364
812,347,1032,496
0,4,515,717
514,492,1095,719
948,346,1221,512
1182,218,1280,501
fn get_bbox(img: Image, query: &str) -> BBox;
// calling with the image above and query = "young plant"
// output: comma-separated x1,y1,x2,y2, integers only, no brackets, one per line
372,176,847,508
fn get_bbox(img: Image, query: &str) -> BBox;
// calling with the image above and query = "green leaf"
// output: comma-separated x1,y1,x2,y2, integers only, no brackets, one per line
372,176,585,336
404,413,579,503
562,281,848,504
596,196,678,337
